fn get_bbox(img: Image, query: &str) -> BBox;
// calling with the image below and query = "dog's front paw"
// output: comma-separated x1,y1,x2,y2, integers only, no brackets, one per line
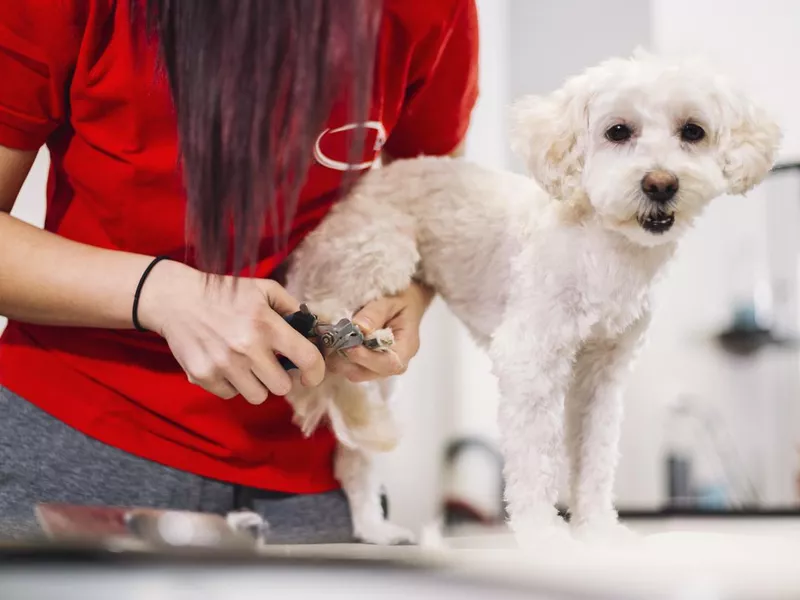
572,519,640,547
510,514,574,554
354,519,416,546
364,327,394,351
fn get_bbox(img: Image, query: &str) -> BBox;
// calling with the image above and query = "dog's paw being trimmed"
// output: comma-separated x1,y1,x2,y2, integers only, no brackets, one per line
354,519,416,546
364,327,395,351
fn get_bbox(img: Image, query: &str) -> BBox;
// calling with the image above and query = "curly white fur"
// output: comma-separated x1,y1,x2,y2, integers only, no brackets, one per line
284,51,781,548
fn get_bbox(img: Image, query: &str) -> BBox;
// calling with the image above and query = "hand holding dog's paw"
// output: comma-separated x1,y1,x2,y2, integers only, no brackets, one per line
328,281,434,383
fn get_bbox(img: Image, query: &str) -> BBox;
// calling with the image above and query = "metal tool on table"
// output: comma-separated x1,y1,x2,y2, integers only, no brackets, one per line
279,303,385,370
34,503,261,552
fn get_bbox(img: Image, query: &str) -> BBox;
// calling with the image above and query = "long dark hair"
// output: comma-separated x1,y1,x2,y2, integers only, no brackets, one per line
133,0,382,274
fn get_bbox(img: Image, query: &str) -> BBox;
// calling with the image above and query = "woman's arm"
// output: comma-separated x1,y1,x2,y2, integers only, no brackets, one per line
0,144,325,403
0,145,190,329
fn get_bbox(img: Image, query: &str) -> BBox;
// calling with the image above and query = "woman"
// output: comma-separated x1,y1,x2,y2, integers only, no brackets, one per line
0,0,478,542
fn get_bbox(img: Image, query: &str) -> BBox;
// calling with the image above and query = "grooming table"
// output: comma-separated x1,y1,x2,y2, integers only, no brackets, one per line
0,506,797,600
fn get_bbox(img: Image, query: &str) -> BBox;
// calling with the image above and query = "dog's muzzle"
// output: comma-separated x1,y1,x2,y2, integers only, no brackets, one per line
638,211,675,234
639,170,677,234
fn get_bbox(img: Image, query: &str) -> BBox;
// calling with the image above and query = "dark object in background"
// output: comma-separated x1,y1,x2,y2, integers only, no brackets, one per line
713,302,798,357
666,454,693,507
441,436,507,527
714,323,795,356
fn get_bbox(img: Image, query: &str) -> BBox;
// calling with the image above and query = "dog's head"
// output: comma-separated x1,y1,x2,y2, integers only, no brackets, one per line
510,50,782,246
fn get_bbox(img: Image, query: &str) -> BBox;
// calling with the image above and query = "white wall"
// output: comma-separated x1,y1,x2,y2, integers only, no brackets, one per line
453,0,511,441
618,0,800,507
6,150,48,226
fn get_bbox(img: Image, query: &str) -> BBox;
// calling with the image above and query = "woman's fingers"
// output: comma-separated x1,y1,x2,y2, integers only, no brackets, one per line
164,276,328,403
343,346,405,375
248,349,295,398
223,367,272,405
258,279,302,315
263,313,326,387
328,347,405,383
256,281,326,387
188,374,239,400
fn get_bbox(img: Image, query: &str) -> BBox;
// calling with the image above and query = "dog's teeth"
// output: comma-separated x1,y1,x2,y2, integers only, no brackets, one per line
640,213,674,233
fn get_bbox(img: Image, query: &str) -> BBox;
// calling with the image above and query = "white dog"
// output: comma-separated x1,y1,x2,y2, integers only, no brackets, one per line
282,51,781,548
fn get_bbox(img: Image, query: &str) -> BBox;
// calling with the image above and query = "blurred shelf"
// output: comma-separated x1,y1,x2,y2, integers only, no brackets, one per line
617,507,800,519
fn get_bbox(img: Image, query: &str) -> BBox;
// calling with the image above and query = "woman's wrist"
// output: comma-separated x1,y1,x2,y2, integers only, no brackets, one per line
135,259,202,335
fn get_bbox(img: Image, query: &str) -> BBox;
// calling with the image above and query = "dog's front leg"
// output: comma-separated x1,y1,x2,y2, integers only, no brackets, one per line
565,312,650,544
490,306,583,550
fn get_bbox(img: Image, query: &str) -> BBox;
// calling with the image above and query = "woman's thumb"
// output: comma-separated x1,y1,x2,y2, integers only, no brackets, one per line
353,297,396,334
258,280,301,315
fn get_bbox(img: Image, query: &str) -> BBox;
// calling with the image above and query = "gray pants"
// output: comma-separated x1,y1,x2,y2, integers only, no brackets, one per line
0,386,354,544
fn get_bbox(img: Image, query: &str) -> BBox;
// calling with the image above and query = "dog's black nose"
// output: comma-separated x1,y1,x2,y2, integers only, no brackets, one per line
641,171,679,203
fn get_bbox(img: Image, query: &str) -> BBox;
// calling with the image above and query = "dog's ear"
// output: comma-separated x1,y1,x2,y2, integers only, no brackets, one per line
510,77,591,202
718,91,782,195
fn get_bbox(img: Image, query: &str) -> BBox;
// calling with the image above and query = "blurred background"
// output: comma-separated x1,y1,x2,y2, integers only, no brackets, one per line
4,0,800,537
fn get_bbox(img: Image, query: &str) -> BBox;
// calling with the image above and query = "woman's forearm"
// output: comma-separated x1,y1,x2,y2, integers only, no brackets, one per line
0,212,190,329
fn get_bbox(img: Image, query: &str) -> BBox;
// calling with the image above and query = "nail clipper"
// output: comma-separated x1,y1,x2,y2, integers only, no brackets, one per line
279,303,383,370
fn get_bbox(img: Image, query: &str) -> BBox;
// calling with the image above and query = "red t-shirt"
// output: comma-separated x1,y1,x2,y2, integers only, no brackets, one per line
0,0,478,493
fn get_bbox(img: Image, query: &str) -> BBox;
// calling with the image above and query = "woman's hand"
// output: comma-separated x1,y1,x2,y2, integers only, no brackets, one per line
327,281,435,383
137,261,326,405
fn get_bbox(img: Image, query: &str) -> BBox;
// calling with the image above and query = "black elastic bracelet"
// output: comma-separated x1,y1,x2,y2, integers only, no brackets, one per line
132,255,171,332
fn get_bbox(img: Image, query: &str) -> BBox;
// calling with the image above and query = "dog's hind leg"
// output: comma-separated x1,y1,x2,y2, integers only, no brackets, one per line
284,183,421,545
334,443,415,545
310,375,409,545
565,312,650,544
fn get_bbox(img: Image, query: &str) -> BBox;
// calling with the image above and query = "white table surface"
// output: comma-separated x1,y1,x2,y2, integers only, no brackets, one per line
261,518,800,600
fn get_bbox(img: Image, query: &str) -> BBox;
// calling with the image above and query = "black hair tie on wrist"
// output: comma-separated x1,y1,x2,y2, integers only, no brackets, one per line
133,255,171,332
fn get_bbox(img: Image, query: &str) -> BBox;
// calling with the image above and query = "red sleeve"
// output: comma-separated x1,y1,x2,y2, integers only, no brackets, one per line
383,0,479,158
0,0,88,150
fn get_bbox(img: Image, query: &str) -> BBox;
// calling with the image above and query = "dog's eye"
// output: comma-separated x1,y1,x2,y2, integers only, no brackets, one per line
605,124,633,143
680,123,706,143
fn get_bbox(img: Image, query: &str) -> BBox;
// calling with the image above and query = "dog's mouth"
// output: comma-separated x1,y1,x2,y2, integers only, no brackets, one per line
638,211,675,234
